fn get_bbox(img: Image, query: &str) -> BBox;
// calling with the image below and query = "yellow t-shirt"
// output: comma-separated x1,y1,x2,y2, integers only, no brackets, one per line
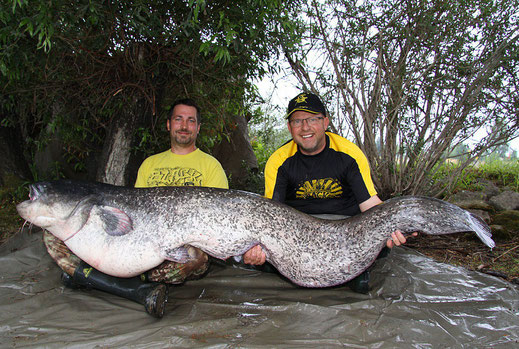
135,149,228,189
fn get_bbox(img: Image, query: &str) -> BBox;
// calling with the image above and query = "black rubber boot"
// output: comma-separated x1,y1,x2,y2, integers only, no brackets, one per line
65,263,168,318
61,271,85,289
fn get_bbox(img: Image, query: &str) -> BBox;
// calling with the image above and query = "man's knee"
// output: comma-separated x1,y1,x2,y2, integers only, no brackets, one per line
147,247,209,284
43,231,81,276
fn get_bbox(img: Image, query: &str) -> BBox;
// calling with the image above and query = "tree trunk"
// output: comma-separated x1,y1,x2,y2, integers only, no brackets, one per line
213,114,258,187
96,103,140,186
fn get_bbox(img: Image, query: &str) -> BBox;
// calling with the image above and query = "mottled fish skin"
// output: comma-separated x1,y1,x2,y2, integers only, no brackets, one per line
16,180,495,288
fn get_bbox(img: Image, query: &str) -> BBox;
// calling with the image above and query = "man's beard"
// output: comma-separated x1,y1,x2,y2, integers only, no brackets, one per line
171,130,195,147
296,134,325,155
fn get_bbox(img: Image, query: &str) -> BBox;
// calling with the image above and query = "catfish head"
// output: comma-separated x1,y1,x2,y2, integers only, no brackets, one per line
16,181,98,241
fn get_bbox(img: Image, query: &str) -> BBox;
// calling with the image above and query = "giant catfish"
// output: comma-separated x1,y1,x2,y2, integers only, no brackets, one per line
16,180,495,288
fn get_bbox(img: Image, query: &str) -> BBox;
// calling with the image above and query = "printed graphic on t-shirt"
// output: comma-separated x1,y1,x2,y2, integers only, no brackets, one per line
146,167,203,186
295,178,343,199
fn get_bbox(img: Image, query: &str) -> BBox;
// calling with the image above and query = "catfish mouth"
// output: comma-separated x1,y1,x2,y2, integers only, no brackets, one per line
29,183,44,201
17,183,53,228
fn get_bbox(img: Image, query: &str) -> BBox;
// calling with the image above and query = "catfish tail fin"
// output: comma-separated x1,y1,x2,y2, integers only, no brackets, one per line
466,211,495,249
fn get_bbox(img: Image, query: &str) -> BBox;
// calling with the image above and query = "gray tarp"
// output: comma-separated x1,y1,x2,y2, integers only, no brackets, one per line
1,229,518,348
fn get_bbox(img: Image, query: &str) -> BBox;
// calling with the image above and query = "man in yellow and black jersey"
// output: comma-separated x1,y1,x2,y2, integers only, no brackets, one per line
243,92,415,293
264,131,377,217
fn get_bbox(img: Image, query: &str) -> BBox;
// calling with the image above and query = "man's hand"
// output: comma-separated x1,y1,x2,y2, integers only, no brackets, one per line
243,245,266,265
386,230,418,248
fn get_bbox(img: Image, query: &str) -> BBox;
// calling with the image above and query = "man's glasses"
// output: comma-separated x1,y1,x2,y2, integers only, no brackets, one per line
289,116,324,128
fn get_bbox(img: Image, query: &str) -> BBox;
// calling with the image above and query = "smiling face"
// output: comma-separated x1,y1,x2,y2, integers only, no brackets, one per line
167,104,201,154
287,111,329,155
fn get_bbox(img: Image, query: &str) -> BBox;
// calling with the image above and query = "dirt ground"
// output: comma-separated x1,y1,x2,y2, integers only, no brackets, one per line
405,233,519,284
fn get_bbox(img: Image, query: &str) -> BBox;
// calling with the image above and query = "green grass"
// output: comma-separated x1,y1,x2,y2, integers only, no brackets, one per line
478,159,519,191
433,159,519,193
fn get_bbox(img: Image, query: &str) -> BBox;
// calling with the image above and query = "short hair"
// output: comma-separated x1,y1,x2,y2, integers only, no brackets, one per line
169,98,201,124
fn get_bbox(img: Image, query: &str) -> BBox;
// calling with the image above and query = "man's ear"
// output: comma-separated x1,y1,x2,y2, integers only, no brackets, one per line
323,116,330,129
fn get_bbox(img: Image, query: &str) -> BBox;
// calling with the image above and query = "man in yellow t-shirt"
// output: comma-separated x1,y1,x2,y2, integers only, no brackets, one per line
135,98,227,189
43,98,228,319
134,97,228,292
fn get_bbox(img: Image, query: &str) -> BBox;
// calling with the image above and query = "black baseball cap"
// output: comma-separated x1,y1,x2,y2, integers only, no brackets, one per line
286,92,326,119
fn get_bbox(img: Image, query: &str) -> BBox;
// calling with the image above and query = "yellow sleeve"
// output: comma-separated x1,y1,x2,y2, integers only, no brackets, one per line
354,150,377,196
328,133,377,196
189,149,228,189
204,160,229,189
264,154,280,199
264,141,297,199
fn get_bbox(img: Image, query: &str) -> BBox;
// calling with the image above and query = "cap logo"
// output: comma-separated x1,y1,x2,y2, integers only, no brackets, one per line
295,94,308,104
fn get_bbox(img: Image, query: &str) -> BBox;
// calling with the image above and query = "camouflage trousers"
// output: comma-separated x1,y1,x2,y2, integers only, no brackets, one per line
42,231,210,284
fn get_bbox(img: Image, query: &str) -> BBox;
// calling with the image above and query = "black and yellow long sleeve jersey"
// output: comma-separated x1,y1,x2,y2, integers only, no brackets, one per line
264,132,378,216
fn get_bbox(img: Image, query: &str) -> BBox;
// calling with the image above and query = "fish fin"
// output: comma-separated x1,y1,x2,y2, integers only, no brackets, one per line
64,195,98,234
97,206,133,236
164,246,197,263
467,211,495,249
